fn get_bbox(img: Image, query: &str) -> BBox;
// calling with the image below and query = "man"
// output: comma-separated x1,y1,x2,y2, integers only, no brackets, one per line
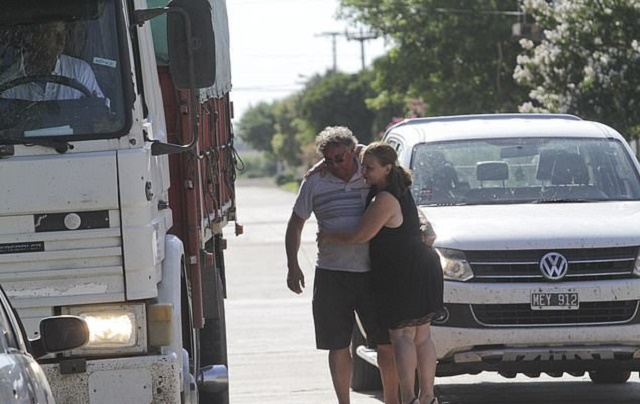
0,21,105,101
285,126,399,404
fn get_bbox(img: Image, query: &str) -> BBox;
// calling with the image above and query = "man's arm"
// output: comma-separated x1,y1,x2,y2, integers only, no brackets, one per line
71,56,105,98
285,212,306,294
417,208,437,247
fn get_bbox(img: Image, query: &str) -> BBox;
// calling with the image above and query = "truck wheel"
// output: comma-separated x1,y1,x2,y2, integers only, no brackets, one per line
350,324,382,392
588,370,630,384
181,263,200,404
199,268,229,404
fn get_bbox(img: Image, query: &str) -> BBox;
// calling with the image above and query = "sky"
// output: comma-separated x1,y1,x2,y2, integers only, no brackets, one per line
226,0,389,122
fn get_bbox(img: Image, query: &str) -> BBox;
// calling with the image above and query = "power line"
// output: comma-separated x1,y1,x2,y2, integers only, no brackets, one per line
316,29,379,71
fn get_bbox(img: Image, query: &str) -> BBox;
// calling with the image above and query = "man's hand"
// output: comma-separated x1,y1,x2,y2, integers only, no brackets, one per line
304,158,327,179
316,229,329,246
418,208,437,247
285,213,306,294
287,265,305,294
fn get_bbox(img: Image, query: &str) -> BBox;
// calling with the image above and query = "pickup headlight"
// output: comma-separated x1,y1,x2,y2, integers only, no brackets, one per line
62,303,146,355
437,248,474,281
634,251,640,277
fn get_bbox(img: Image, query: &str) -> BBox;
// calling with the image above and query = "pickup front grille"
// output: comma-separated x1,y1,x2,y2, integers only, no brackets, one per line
472,300,639,326
466,247,638,282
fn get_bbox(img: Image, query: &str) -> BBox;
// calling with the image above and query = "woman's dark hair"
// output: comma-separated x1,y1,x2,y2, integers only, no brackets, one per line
363,141,412,198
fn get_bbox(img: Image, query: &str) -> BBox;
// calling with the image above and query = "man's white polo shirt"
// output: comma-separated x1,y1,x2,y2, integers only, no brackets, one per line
293,162,370,273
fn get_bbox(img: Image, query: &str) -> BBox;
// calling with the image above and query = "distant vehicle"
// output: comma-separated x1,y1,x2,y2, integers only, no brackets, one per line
351,113,640,390
0,284,88,403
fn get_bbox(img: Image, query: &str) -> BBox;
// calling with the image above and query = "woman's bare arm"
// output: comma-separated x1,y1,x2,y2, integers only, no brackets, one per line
320,191,400,244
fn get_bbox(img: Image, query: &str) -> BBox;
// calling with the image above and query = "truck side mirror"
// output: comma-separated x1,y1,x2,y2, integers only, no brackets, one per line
30,316,90,359
167,0,216,89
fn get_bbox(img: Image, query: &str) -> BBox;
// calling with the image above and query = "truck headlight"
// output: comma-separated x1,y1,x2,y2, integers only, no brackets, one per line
437,248,474,281
634,251,640,277
83,311,135,346
62,303,146,355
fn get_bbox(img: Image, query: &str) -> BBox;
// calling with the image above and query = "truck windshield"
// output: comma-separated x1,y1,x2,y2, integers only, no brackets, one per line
0,0,127,142
411,137,640,205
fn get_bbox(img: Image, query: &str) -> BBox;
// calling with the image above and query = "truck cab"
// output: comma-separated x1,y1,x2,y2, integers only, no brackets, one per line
0,1,236,402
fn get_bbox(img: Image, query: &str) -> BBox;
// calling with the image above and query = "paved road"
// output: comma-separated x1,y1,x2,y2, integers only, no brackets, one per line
224,179,640,404
224,179,383,403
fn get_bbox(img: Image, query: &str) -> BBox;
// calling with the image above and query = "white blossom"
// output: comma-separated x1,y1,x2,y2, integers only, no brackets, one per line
516,0,640,130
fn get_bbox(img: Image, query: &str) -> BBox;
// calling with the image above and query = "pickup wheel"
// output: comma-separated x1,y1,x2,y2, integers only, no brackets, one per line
350,324,382,392
588,370,630,384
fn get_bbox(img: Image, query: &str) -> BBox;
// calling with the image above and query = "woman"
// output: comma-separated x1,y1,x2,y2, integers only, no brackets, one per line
320,141,444,404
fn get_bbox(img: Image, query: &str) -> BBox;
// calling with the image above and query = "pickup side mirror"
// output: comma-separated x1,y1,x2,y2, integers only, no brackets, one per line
30,316,90,359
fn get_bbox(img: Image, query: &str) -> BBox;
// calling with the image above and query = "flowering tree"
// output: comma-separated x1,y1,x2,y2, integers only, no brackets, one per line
514,0,640,138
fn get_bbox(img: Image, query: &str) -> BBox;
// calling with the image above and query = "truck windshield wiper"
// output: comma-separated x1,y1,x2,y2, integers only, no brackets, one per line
24,138,74,154
0,135,73,154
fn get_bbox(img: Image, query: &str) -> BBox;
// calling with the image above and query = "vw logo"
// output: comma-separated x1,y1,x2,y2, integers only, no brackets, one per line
539,252,569,280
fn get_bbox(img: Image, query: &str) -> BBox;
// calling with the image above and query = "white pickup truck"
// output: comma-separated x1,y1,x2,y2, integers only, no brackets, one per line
351,113,640,389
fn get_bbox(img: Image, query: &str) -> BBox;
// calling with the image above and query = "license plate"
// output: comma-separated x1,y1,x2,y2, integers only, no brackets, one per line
531,292,579,310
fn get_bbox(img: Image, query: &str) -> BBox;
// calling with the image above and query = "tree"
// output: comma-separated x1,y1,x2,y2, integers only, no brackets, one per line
299,71,378,143
271,96,311,169
236,101,276,153
514,0,640,138
338,0,529,116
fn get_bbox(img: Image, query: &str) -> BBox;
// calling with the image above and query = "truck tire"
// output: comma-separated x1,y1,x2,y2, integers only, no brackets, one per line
588,370,630,384
181,262,200,404
199,266,229,404
350,325,382,392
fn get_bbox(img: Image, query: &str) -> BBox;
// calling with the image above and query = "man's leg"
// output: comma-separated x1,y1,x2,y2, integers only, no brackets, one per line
329,348,352,404
356,272,400,403
377,343,400,404
313,269,357,404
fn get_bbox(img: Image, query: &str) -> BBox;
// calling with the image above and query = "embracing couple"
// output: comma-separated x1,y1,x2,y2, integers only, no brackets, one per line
286,126,444,404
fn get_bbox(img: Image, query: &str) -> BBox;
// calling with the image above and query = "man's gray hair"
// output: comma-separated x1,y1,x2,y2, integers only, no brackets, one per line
315,126,358,155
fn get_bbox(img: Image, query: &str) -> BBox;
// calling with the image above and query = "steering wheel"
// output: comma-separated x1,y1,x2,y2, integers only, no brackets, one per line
0,74,95,98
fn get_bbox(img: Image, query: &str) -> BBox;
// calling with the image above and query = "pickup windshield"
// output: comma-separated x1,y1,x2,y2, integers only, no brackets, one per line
411,137,640,205
0,0,127,142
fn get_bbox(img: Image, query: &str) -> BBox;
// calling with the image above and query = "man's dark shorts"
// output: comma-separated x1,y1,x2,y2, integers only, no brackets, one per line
312,268,390,350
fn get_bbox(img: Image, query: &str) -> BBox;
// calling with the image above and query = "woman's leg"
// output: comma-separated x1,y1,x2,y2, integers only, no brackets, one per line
389,327,418,404
414,323,437,404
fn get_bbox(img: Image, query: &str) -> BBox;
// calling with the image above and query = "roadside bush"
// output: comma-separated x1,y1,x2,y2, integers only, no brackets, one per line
275,172,296,186
237,151,277,179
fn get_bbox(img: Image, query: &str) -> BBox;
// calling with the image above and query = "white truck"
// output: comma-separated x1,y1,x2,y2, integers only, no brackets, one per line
352,113,640,390
0,0,237,403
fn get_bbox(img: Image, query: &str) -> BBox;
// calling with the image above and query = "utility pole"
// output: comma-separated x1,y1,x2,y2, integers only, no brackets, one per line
317,29,379,72
345,28,378,70
316,31,341,72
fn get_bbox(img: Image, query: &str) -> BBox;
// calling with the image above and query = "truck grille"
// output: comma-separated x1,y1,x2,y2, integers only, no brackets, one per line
472,300,638,326
0,225,124,307
467,247,638,282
